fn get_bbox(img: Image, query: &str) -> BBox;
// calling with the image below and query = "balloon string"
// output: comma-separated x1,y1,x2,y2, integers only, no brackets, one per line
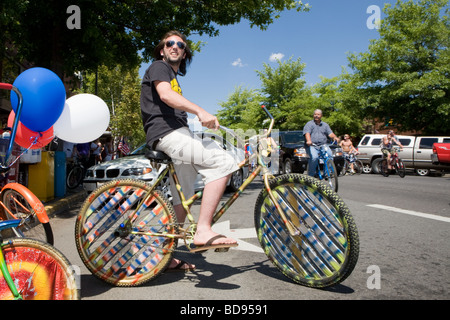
7,134,41,168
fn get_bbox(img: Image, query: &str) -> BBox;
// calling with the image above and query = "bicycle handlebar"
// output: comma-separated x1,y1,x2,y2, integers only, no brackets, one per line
219,105,275,145
0,83,23,166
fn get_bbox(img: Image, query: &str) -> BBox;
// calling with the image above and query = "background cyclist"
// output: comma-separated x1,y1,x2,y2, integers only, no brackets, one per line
381,130,403,170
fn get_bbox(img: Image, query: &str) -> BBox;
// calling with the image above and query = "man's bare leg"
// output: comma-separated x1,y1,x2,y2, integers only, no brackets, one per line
194,174,237,246
166,203,195,271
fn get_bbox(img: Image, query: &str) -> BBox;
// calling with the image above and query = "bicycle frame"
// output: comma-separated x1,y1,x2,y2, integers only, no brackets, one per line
119,105,299,245
311,144,334,179
0,219,23,299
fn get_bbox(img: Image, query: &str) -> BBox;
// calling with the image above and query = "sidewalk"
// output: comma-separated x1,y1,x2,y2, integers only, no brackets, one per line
43,187,88,217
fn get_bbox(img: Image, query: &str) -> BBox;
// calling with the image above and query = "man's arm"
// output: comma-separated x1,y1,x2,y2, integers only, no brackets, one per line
304,132,312,145
154,80,218,130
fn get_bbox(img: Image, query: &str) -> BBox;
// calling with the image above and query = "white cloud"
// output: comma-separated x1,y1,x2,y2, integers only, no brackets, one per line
231,58,246,67
269,53,285,62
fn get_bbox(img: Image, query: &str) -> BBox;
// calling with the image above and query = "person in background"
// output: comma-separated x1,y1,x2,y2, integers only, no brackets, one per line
381,130,403,170
303,109,338,177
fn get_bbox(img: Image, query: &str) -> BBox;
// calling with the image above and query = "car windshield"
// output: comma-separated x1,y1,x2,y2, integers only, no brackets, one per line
130,144,146,155
283,132,304,144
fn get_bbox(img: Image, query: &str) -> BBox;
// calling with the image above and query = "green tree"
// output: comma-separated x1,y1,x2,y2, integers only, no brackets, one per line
347,0,450,135
2,0,310,77
216,86,262,130
256,57,307,128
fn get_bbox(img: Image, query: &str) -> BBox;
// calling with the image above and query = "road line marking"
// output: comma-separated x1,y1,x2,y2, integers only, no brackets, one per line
367,204,450,223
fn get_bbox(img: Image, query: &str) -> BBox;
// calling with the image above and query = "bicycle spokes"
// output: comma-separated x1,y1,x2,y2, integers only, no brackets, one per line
255,175,358,287
76,182,176,286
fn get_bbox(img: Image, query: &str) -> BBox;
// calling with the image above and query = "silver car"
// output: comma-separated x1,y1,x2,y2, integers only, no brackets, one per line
83,132,248,197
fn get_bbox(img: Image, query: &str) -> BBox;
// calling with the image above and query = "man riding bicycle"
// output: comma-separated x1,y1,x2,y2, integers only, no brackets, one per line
381,130,403,170
140,30,239,272
340,134,359,174
303,109,338,177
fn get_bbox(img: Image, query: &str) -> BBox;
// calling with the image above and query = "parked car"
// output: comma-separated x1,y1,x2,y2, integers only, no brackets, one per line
83,132,249,196
272,130,344,174
357,134,450,175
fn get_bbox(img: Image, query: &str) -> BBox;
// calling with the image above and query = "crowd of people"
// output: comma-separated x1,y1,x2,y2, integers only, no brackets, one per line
62,137,117,168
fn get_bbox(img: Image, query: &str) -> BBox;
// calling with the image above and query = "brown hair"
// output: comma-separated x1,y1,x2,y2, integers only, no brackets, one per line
153,30,192,76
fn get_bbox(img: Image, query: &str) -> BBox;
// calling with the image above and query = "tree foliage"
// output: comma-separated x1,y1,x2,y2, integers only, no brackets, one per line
2,0,309,77
347,0,450,134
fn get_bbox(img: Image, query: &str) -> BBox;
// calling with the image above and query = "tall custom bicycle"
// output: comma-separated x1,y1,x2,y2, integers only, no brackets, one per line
380,146,406,178
0,219,79,300
75,106,359,288
311,143,339,192
0,83,53,244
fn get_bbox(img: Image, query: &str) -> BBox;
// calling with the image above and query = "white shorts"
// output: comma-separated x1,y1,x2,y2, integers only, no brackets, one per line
155,127,240,205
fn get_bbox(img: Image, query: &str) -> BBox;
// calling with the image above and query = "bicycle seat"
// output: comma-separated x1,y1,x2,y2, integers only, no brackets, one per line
145,149,172,163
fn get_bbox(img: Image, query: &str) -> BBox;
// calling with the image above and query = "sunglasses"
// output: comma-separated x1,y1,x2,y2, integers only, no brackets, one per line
165,40,186,50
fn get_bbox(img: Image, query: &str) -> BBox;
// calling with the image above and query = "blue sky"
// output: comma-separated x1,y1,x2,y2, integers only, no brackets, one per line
139,0,398,118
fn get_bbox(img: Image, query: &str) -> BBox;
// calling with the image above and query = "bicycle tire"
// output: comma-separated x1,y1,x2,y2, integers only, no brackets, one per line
396,159,406,178
354,160,363,175
254,174,359,288
380,159,390,177
67,165,84,189
340,160,349,176
324,158,338,192
0,186,53,244
75,179,176,287
0,238,79,300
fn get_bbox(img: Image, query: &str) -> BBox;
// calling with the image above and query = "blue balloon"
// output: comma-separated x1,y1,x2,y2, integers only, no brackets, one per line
10,67,66,132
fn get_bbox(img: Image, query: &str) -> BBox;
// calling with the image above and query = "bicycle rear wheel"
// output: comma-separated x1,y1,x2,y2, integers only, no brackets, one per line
75,179,176,287
395,159,406,178
67,165,84,189
0,238,79,300
0,186,53,244
380,159,390,177
324,158,338,192
254,174,359,288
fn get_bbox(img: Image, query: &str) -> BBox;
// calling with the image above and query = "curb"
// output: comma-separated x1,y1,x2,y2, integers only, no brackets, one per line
44,190,88,217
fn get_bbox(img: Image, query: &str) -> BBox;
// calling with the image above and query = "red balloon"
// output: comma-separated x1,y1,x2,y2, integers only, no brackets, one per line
7,111,54,149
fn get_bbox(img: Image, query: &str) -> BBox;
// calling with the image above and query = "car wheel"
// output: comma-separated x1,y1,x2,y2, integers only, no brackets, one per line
415,168,430,176
371,158,383,174
362,164,372,174
228,169,243,192
284,158,293,174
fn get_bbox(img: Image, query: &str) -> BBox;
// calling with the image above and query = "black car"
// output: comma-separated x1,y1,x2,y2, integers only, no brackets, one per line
273,130,344,174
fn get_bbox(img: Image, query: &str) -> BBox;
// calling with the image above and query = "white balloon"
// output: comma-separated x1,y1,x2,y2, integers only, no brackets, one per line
54,94,110,143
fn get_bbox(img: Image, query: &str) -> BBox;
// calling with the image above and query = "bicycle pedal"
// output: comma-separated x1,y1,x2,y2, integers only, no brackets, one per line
214,247,230,253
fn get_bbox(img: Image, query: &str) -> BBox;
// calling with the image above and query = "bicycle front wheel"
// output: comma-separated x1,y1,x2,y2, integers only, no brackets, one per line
0,185,53,244
354,160,363,175
254,174,359,288
324,158,338,192
75,179,177,287
395,159,406,178
0,238,79,300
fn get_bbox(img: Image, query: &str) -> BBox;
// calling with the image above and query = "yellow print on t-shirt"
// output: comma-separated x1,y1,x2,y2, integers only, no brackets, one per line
171,78,182,95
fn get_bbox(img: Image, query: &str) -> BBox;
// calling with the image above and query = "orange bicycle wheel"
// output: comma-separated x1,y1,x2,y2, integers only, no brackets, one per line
0,183,53,244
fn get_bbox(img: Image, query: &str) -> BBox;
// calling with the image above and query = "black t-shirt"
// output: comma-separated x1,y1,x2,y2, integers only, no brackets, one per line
140,60,188,146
